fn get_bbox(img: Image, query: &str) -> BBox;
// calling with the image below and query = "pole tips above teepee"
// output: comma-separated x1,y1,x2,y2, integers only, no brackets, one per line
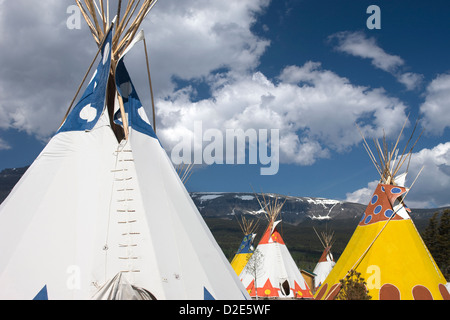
357,116,423,186
254,192,287,224
235,214,259,236
313,226,335,250
75,0,159,59
71,1,159,141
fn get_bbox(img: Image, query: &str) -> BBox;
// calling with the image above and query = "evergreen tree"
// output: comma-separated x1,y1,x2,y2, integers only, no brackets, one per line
335,269,371,300
422,209,450,280
422,212,439,258
436,210,449,279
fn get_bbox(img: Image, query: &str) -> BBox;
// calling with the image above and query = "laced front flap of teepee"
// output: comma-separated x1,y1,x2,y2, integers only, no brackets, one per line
112,140,141,278
95,138,151,299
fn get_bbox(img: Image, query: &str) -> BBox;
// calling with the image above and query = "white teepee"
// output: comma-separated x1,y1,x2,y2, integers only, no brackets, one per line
0,1,249,300
312,227,335,290
239,194,313,299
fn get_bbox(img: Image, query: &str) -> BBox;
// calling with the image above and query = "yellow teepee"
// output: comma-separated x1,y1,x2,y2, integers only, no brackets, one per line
315,121,449,300
230,215,258,275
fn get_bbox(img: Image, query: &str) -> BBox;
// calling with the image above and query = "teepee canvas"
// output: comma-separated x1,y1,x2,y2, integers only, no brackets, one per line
312,228,335,290
0,1,249,300
239,194,313,299
315,123,449,300
230,215,258,275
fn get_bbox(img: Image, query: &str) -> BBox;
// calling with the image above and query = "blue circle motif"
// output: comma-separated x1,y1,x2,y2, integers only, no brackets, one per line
391,187,402,194
384,209,394,218
374,205,382,215
371,195,378,205
364,215,372,224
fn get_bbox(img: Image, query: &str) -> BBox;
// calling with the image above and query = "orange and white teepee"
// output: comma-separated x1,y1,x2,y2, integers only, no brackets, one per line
239,194,313,299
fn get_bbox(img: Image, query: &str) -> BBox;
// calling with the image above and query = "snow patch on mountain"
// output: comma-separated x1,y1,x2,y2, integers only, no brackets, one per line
305,197,341,207
235,195,254,201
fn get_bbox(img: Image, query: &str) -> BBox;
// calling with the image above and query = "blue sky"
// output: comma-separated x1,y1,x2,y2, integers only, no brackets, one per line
1,1,450,208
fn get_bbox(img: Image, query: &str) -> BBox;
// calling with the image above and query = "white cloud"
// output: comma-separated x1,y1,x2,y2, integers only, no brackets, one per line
420,73,450,135
0,2,429,176
345,180,379,205
156,61,409,166
330,31,404,73
0,2,411,161
345,142,450,208
0,0,271,140
0,138,11,151
329,31,423,90
405,142,450,208
397,72,424,91
0,0,95,139
140,0,271,96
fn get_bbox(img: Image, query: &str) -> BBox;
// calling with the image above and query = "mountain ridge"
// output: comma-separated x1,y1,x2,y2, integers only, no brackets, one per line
190,191,446,225
0,166,446,225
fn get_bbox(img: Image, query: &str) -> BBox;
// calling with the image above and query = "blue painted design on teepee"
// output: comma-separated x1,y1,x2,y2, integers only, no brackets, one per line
114,58,158,140
204,287,215,300
235,234,255,254
57,26,113,134
33,285,48,300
